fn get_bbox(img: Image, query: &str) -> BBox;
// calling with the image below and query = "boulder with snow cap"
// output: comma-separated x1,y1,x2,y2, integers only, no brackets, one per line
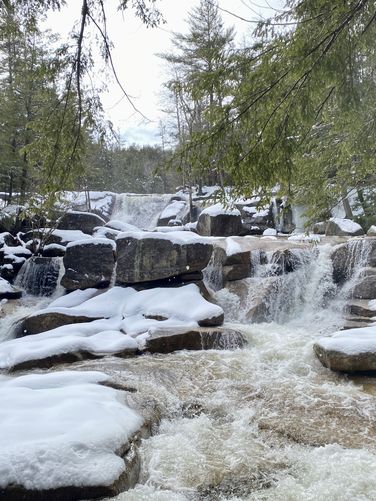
116,231,213,285
314,326,376,372
57,210,106,235
368,225,376,237
196,203,242,237
0,277,22,300
325,217,364,237
61,238,116,290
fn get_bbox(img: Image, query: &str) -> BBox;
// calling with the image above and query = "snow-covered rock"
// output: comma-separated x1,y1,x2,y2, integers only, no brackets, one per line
61,238,116,291
367,225,376,237
263,228,277,236
196,203,242,237
0,284,224,370
314,326,376,372
325,218,364,237
0,370,144,498
57,210,106,235
157,200,188,226
116,231,213,285
352,268,376,299
0,277,22,300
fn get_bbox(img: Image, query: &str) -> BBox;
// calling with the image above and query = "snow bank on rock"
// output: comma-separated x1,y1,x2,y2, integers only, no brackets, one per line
317,326,376,355
116,230,211,245
45,229,93,244
201,203,241,217
105,220,141,232
225,237,242,256
329,217,363,234
288,233,321,243
0,284,223,368
0,370,142,490
263,228,277,236
66,237,116,250
159,200,186,220
0,277,15,293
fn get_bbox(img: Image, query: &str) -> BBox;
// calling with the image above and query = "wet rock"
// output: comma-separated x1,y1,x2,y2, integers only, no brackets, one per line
352,268,376,299
146,326,245,353
346,299,376,318
330,239,376,285
314,327,376,372
116,233,213,285
312,221,327,234
222,249,251,282
325,218,364,237
57,210,106,235
20,311,102,336
16,256,61,296
61,240,115,290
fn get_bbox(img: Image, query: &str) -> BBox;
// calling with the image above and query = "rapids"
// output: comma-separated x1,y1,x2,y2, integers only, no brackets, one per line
111,193,172,229
2,235,376,500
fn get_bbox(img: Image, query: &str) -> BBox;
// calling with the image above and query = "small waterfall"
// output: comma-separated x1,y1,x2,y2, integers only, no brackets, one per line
337,238,373,299
203,247,226,292
111,193,172,229
15,256,62,296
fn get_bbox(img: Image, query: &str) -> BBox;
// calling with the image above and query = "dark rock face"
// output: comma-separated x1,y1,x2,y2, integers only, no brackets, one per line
20,311,102,336
61,241,115,290
196,213,243,237
269,248,306,275
0,232,18,247
116,235,213,285
42,244,66,257
223,250,251,282
352,268,376,299
57,211,106,235
146,327,245,353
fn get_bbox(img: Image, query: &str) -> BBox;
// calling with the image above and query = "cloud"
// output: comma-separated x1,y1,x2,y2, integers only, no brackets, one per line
121,124,161,146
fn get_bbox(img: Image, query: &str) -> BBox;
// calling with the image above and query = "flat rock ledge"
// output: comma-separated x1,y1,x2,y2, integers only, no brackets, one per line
314,327,376,372
20,311,102,336
146,327,246,353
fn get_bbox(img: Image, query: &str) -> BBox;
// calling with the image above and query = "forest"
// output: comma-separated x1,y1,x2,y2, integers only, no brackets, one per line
0,0,376,223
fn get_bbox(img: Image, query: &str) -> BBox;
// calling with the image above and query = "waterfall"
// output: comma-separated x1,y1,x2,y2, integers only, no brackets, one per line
15,256,63,296
111,193,173,229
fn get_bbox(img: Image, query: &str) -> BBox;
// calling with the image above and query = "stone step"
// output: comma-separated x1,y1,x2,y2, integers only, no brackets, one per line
344,315,375,324
346,299,376,318
341,320,373,330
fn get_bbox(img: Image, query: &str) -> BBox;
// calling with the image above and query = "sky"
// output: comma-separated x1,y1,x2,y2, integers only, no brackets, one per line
46,0,283,147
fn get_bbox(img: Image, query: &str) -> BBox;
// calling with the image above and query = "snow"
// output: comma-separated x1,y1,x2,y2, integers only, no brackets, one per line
329,217,363,234
0,277,14,293
42,243,66,252
367,225,376,236
226,238,242,256
201,203,241,217
263,228,277,236
317,325,376,355
105,220,141,232
0,370,143,490
368,300,376,311
242,206,257,215
66,237,116,250
44,229,93,244
154,226,187,233
48,288,100,309
0,284,223,369
116,230,211,245
288,233,321,243
159,200,186,220
3,245,31,256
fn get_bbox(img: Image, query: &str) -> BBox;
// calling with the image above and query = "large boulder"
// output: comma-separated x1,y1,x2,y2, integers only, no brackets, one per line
116,231,213,285
196,204,242,237
325,218,364,237
57,210,106,235
61,238,116,290
368,225,376,237
330,239,376,284
157,200,188,226
314,326,376,372
20,311,102,336
352,268,376,299
223,250,251,282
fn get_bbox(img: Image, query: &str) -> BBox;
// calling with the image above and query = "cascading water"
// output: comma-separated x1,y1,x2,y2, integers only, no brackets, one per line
15,256,63,296
111,193,173,229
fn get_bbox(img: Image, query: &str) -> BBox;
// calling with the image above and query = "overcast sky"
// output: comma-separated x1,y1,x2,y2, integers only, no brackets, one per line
46,0,283,146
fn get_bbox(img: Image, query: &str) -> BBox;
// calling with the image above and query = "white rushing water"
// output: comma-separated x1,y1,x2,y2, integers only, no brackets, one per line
111,193,173,229
94,242,376,501
3,239,376,500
